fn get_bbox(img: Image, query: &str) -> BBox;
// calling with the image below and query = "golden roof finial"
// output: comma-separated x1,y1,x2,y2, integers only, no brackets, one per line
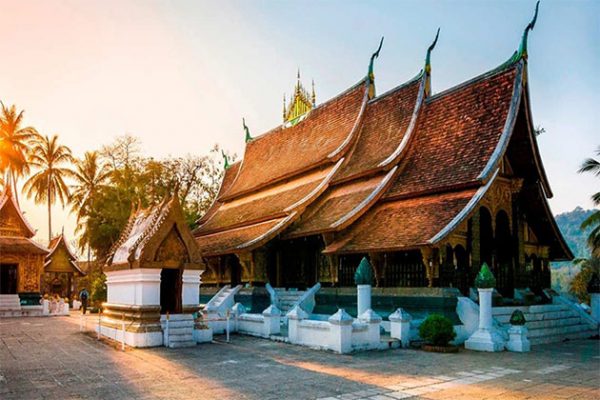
284,70,314,125
283,94,287,122
311,79,316,106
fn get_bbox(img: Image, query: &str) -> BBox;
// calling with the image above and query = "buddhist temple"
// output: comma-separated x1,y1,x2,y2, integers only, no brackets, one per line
194,8,572,308
0,184,48,313
101,194,208,347
42,231,85,299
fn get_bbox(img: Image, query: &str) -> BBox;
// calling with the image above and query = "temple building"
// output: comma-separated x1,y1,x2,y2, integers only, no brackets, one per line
0,184,48,314
101,195,207,347
194,18,572,305
42,232,85,299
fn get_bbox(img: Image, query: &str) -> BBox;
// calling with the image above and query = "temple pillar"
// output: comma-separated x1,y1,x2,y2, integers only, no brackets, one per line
470,212,480,272
368,253,384,287
420,247,434,288
236,252,253,285
322,234,339,286
251,248,268,286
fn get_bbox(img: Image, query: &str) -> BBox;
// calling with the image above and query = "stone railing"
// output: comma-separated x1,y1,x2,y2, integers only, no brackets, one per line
286,306,381,354
228,303,281,338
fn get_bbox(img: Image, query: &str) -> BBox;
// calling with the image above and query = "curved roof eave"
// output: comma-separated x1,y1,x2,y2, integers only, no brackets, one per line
521,83,554,198
429,169,499,245
477,61,524,184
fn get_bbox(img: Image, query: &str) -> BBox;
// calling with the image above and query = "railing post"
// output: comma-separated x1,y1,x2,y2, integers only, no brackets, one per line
121,314,126,351
165,312,170,348
97,308,101,340
226,309,231,343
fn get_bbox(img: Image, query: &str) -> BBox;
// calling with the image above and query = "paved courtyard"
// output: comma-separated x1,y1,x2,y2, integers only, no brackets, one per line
0,315,599,400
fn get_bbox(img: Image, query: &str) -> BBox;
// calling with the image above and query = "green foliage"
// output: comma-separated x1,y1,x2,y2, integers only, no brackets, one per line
510,310,526,326
570,258,600,304
474,263,496,289
419,314,456,346
89,271,107,308
354,257,373,286
74,135,228,261
578,146,600,257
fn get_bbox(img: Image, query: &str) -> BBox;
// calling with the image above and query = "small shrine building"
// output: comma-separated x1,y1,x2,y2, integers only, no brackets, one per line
102,195,206,347
194,19,572,301
42,232,85,299
0,184,48,309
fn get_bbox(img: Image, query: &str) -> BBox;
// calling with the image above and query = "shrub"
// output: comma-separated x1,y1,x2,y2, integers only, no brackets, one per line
419,314,456,346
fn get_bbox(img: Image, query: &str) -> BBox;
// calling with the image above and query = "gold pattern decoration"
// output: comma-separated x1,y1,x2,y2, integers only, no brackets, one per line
283,70,315,125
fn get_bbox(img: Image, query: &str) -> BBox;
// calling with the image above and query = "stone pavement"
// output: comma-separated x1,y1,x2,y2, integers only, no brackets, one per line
0,315,599,400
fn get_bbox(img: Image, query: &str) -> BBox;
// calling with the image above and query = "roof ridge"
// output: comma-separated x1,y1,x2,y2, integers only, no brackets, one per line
427,58,522,103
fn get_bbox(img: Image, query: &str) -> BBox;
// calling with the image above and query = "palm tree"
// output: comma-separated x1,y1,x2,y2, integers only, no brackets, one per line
579,146,600,257
70,151,110,260
0,102,39,196
24,134,74,242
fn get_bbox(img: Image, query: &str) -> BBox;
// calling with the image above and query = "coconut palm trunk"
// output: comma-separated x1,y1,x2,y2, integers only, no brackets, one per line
47,178,52,242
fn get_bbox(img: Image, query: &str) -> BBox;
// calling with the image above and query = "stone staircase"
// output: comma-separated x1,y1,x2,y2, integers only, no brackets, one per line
0,295,21,317
493,304,597,346
161,314,196,348
205,285,242,311
274,289,306,315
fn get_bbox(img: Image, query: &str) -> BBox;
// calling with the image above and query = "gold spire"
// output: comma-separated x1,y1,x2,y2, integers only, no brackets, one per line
283,70,314,125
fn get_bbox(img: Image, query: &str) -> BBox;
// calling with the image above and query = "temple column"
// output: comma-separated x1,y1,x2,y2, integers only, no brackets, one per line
236,252,253,285
368,252,384,287
322,234,339,287
470,212,480,273
251,248,268,286
421,247,434,288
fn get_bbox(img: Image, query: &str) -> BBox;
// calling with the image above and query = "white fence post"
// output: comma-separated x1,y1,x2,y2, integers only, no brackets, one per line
328,309,353,354
262,305,281,337
389,308,412,348
286,305,309,344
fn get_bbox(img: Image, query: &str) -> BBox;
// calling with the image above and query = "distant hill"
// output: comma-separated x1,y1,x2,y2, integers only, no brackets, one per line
551,207,594,293
554,206,594,260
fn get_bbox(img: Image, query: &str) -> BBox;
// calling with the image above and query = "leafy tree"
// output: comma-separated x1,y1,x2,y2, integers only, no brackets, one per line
0,102,38,195
70,151,111,261
569,258,600,304
80,135,225,261
578,146,600,257
23,134,74,241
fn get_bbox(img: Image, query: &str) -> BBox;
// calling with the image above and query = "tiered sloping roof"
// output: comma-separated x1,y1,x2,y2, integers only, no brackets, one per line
0,184,48,255
45,233,85,276
194,18,572,261
106,195,204,269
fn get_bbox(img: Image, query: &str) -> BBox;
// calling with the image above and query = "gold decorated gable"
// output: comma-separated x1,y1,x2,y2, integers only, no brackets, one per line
105,195,205,271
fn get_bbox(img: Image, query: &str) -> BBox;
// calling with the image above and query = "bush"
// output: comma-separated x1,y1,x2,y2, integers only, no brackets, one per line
419,314,456,346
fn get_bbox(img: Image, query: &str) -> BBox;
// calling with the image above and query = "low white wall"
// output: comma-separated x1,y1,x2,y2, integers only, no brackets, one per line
287,307,381,354
97,325,163,348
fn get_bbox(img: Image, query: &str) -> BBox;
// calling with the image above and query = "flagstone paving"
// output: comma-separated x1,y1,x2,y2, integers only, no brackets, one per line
1,315,599,399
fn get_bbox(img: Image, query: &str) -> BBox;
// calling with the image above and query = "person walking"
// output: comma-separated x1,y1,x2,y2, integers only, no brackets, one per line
79,288,89,314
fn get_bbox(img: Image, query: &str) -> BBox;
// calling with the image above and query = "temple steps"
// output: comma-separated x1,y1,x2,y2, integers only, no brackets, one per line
0,295,21,311
161,314,196,348
274,289,306,314
493,304,597,346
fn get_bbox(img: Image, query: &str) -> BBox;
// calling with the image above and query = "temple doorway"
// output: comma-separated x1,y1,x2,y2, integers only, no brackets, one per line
160,268,182,314
0,264,18,294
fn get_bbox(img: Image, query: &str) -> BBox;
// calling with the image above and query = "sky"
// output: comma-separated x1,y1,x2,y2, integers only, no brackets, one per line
0,0,598,246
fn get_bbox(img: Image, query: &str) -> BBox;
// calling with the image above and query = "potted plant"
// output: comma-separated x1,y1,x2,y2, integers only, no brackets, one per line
419,313,458,353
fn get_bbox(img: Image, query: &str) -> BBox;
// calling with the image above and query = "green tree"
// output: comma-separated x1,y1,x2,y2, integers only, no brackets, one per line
569,258,600,304
578,146,600,257
23,134,74,241
0,102,38,194
70,151,111,260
